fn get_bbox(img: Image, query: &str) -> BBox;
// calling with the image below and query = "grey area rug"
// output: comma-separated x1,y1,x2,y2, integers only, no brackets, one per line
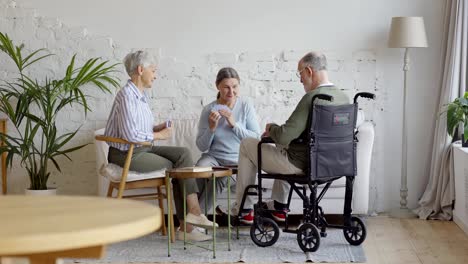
69,227,366,263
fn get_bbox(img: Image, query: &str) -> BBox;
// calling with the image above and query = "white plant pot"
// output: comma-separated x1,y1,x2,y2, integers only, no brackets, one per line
25,188,57,196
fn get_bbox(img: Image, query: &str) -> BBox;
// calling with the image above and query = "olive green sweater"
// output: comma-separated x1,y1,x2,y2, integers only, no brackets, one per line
269,85,350,170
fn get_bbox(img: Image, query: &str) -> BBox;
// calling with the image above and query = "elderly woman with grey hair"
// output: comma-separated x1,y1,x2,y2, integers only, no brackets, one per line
195,67,261,223
104,50,214,242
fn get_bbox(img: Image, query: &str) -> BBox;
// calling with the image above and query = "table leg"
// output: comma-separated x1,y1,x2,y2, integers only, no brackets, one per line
205,178,208,235
165,174,171,257
183,180,186,250
227,176,231,251
212,173,216,259
28,256,55,264
22,245,104,264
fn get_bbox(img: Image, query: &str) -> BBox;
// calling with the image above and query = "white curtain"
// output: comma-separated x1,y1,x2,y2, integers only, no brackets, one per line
415,0,468,220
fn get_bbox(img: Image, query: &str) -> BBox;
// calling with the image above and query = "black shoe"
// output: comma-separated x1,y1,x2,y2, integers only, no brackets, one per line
215,205,240,226
229,214,240,226
215,205,226,216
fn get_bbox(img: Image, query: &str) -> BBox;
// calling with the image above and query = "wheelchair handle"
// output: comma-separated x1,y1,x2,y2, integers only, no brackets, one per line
312,94,333,104
353,92,376,103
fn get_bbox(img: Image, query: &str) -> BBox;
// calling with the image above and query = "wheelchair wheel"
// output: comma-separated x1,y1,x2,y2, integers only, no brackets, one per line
250,217,280,247
343,216,367,245
297,223,320,252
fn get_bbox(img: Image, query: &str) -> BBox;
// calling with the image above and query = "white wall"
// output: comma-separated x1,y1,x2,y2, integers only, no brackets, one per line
0,0,445,213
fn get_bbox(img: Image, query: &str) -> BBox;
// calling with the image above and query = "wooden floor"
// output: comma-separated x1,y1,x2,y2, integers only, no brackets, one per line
173,215,468,264
96,215,468,264
362,215,468,264
2,215,468,264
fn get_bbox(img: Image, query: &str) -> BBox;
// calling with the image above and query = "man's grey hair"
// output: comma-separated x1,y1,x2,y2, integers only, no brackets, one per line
123,50,155,76
300,52,327,71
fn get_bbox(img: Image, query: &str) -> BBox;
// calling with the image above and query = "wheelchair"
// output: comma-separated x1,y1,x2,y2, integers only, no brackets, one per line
240,92,375,252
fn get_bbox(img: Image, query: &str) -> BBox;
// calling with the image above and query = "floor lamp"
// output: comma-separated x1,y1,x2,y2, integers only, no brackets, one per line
388,16,428,218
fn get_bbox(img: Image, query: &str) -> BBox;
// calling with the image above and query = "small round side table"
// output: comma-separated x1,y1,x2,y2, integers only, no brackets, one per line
165,167,232,258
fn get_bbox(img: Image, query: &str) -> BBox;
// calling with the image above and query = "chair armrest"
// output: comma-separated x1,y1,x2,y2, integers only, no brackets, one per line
353,121,375,214
95,135,152,146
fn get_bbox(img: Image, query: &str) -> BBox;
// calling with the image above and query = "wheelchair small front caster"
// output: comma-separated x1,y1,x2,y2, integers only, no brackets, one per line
250,217,279,247
343,216,367,245
297,223,320,252
320,225,327,237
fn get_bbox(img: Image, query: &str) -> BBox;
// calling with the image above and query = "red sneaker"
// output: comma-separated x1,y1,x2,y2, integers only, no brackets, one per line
270,210,287,222
266,200,287,222
239,210,254,225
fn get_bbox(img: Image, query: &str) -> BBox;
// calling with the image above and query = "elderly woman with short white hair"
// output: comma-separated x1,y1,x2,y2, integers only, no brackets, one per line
104,50,214,242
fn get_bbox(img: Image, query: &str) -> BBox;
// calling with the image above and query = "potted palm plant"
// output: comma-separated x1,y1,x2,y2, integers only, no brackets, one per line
0,32,120,192
446,92,468,147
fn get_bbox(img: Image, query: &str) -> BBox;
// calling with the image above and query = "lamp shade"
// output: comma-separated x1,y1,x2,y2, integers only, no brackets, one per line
388,17,428,48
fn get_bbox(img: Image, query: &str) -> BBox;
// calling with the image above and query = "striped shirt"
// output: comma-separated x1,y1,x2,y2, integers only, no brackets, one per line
104,80,154,151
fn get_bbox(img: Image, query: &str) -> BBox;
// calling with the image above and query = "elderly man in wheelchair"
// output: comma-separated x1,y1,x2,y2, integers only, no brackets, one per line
229,51,374,252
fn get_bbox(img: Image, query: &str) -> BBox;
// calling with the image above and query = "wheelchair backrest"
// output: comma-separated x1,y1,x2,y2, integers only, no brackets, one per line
307,103,358,181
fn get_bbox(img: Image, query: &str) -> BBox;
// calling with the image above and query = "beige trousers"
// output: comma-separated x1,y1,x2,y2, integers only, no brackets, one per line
232,138,303,215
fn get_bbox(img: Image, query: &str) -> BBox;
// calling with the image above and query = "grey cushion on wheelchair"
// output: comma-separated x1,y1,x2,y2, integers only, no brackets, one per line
309,103,357,181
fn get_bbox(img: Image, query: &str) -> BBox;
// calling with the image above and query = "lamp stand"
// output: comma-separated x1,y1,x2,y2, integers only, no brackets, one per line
390,48,417,218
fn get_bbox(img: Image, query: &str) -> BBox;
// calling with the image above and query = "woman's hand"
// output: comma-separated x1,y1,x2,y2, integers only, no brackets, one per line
153,122,166,132
219,109,236,128
208,111,221,132
154,127,172,140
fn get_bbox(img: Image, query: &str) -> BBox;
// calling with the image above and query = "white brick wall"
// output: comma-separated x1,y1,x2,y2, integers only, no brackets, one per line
0,1,383,208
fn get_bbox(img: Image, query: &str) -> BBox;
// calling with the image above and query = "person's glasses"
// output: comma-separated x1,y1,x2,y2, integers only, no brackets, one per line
296,67,306,78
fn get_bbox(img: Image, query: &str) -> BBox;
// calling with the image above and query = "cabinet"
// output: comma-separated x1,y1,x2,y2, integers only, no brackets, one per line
452,143,468,235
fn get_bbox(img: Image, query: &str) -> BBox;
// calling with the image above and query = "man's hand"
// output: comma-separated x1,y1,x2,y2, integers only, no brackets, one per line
262,123,273,138
208,111,221,132
219,109,236,128
154,127,172,140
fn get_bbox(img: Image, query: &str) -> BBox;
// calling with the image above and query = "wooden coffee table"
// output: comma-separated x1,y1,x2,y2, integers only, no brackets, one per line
0,195,161,264
165,167,233,258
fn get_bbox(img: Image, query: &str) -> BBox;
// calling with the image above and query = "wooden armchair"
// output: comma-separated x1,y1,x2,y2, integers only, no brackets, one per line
94,132,175,242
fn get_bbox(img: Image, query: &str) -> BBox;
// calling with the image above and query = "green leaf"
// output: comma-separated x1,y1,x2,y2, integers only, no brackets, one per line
459,98,468,107
447,104,459,136
0,33,120,189
52,144,87,158
464,122,468,142
23,53,54,70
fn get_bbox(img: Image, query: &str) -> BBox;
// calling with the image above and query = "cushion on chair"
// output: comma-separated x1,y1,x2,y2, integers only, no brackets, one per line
94,128,166,183
100,163,166,182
